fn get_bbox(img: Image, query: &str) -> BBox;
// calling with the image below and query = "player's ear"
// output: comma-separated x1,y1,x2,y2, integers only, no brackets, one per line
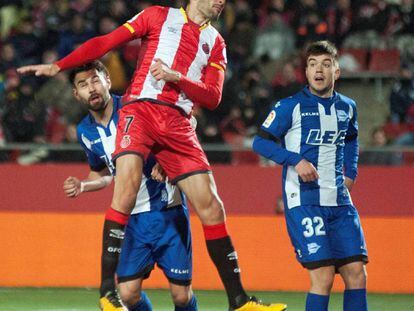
334,63,340,81
73,87,80,100
105,74,111,90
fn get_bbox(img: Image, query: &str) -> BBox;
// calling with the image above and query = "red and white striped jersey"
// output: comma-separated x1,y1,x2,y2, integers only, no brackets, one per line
122,6,227,114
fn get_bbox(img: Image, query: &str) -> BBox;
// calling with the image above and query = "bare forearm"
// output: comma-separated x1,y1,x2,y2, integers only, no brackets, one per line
81,175,113,192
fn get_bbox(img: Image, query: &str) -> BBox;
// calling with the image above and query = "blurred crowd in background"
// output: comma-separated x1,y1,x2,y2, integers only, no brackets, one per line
0,0,414,164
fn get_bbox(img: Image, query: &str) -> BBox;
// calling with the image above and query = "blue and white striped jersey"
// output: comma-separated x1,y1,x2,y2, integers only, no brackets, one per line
77,94,184,214
253,87,359,209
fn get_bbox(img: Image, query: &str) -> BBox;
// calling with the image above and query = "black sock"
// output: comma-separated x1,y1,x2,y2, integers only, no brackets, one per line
99,219,125,297
206,236,248,309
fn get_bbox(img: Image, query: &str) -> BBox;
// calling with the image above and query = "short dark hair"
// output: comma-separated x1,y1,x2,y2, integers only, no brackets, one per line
69,60,109,85
305,40,338,63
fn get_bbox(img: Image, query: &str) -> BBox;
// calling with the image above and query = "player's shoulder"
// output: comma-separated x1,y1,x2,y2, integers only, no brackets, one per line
142,5,168,15
336,92,357,108
207,23,225,43
76,114,92,135
112,94,123,110
274,92,302,111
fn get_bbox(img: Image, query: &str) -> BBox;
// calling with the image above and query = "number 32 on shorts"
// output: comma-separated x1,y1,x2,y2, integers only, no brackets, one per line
301,217,326,237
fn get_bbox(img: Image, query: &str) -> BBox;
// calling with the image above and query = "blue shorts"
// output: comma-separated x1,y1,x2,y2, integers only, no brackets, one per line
285,204,368,269
116,205,192,285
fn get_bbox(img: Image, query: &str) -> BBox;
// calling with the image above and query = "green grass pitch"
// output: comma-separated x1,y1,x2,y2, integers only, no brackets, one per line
0,288,413,310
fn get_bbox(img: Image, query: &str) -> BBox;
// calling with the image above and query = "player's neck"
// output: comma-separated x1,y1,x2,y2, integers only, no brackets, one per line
308,86,334,99
91,98,113,127
186,6,210,27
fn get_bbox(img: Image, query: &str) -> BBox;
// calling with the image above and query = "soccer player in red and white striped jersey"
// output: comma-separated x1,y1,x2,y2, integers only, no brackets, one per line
18,1,286,310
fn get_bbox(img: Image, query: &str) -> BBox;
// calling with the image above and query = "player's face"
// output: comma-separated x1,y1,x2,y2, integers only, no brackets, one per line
197,0,226,20
73,69,111,112
305,54,340,98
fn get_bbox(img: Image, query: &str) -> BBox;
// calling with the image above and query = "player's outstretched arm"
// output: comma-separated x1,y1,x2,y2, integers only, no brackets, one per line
17,63,60,77
18,25,133,75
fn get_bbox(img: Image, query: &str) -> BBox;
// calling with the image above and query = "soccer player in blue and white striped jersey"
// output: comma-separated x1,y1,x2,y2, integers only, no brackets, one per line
253,41,368,311
63,61,197,311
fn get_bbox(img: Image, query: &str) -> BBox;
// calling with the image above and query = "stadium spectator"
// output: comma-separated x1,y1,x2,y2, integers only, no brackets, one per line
293,0,329,48
272,60,304,102
253,6,295,61
326,0,353,46
57,13,96,58
359,126,401,165
389,65,414,123
253,41,368,311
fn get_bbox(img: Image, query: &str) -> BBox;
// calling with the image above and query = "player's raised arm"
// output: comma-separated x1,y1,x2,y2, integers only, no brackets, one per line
17,24,134,76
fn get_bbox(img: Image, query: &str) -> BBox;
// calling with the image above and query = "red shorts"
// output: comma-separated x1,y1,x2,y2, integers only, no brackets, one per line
113,101,211,183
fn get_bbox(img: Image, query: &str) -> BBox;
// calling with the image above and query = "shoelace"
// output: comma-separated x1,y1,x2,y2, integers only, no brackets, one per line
250,296,270,306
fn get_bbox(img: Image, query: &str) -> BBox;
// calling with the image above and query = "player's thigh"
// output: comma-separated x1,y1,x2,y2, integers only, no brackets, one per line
111,154,143,212
154,208,193,283
285,205,334,267
177,173,225,224
117,215,156,282
113,103,155,162
155,114,211,183
329,205,368,263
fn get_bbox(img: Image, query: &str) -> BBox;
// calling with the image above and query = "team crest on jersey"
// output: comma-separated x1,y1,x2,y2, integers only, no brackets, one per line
337,110,348,122
120,135,131,149
263,111,276,128
202,43,210,54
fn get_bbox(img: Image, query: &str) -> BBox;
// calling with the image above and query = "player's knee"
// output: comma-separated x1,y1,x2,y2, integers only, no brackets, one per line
311,272,335,293
171,290,192,307
345,267,367,288
118,286,141,306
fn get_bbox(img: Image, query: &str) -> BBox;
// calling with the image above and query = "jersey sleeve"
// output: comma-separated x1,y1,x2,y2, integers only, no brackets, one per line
261,100,294,138
123,6,165,38
253,100,303,166
346,100,358,138
208,34,227,72
344,100,359,180
76,127,106,172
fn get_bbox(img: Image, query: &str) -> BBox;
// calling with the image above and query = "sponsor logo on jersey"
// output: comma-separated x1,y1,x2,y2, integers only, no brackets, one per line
168,26,178,34
307,243,321,255
263,110,276,128
306,129,347,145
121,135,131,148
301,112,319,117
337,110,349,122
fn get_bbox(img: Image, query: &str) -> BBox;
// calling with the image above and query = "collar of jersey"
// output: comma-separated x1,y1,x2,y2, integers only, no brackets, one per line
180,7,211,31
303,86,337,103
